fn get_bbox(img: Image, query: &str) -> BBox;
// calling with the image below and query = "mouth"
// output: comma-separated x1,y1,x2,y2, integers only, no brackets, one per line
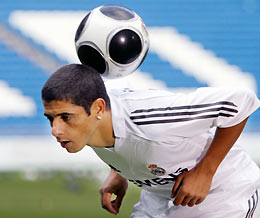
59,141,71,148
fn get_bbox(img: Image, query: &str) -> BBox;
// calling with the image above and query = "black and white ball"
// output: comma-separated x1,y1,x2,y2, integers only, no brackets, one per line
75,5,149,79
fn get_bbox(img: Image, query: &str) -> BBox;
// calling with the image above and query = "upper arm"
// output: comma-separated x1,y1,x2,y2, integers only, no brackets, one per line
128,87,260,139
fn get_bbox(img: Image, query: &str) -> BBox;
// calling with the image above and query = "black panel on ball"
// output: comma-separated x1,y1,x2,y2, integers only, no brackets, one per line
109,29,142,64
77,45,106,74
100,5,135,20
75,12,90,42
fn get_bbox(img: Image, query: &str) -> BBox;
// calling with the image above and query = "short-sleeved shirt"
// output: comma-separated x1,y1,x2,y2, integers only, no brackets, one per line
92,87,260,198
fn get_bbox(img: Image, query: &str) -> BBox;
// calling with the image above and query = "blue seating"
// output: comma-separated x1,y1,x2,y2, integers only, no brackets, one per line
0,0,259,134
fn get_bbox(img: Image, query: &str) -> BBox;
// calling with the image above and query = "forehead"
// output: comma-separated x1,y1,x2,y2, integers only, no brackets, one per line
43,100,84,114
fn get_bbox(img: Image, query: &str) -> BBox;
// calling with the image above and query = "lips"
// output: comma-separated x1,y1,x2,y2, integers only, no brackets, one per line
60,141,71,148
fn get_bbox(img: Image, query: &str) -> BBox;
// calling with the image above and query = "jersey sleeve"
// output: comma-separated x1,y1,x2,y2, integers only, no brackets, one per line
188,87,260,128
127,87,260,138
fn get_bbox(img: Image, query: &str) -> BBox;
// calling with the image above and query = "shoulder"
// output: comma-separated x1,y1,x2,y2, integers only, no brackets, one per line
187,86,259,103
194,86,256,96
108,88,174,100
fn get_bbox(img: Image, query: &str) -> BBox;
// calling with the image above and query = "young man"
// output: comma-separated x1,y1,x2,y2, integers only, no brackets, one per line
42,64,260,218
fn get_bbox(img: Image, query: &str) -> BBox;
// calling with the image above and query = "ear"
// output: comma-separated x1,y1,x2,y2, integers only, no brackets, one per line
90,98,106,117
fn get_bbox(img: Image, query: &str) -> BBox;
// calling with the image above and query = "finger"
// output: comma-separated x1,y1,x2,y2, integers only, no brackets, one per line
173,187,187,206
115,191,125,212
114,197,121,210
101,193,117,214
187,196,205,207
180,195,194,206
195,197,204,205
171,175,183,198
187,197,198,207
111,199,117,211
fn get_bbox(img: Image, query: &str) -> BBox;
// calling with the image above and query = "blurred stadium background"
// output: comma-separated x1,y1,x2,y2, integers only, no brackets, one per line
0,0,260,217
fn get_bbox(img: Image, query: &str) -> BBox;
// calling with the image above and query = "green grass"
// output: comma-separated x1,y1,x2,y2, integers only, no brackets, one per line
0,172,141,218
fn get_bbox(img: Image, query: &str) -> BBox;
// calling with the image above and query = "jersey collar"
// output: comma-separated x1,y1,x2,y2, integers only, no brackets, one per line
109,95,126,138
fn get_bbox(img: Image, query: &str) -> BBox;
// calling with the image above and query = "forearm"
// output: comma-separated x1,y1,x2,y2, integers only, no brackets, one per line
197,117,249,176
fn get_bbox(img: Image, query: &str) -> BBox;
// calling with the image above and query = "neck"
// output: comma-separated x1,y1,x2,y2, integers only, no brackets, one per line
94,110,115,147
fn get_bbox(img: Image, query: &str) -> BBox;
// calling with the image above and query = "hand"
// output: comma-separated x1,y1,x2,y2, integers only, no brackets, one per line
99,170,128,214
171,166,213,207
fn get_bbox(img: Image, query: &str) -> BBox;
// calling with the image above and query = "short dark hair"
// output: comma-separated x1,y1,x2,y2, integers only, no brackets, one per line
41,64,111,114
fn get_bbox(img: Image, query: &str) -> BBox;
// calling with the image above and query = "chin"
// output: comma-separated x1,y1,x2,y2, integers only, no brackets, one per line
66,145,85,153
66,148,78,153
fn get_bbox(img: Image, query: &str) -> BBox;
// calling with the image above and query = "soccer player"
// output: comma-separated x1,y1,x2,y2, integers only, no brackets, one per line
42,64,260,218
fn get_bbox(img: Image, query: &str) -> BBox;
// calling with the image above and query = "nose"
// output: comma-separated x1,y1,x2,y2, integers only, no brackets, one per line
51,119,64,137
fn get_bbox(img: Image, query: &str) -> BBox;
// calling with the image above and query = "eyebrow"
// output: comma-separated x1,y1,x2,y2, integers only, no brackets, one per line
56,112,74,116
44,112,74,117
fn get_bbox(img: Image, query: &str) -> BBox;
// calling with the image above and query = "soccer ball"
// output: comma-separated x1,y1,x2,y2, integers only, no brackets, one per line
74,5,149,79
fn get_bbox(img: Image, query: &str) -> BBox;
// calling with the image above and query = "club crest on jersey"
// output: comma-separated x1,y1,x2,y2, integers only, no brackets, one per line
147,164,166,176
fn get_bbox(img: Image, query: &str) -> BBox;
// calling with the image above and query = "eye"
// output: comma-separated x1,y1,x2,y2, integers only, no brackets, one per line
61,114,71,122
45,115,53,126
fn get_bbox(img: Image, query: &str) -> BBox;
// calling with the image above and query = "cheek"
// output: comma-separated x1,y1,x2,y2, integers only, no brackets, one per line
76,123,92,138
72,116,96,141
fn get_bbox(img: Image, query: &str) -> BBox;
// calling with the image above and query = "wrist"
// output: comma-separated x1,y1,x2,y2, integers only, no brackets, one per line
110,169,127,181
196,157,218,177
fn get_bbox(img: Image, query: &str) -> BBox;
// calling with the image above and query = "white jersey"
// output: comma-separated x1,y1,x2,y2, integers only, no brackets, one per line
92,87,260,198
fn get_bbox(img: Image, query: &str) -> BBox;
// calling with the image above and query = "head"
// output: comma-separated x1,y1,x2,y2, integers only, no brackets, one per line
42,64,110,114
42,64,111,153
